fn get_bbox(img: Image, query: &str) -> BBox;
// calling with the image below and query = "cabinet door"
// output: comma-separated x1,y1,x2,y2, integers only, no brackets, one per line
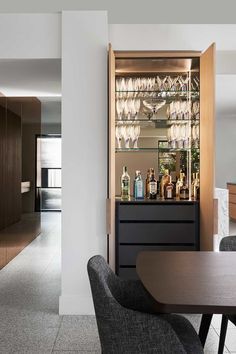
200,43,215,250
107,44,116,270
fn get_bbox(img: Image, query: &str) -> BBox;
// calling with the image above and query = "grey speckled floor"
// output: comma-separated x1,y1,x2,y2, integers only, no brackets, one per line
0,213,235,353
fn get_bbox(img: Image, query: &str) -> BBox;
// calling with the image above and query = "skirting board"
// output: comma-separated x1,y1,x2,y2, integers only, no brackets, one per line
59,295,95,315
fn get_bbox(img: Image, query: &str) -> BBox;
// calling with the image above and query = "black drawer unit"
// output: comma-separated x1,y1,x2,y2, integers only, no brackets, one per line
115,199,200,279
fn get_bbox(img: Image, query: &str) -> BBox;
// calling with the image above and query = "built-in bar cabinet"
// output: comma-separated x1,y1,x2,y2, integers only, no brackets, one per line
107,44,215,278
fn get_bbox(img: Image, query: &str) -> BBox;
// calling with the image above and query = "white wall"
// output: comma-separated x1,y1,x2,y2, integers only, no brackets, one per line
216,114,236,188
0,14,60,59
60,11,108,314
109,24,236,52
41,100,61,134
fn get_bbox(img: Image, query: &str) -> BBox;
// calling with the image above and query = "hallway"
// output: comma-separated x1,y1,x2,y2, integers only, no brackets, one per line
0,212,100,353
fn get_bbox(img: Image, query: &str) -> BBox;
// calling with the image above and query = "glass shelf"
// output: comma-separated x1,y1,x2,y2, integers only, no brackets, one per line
116,90,199,94
115,118,199,123
115,147,199,153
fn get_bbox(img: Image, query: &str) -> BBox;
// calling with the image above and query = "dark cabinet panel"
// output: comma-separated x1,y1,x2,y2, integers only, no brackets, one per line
118,268,139,280
119,203,196,221
116,200,199,279
119,222,196,244
119,245,196,266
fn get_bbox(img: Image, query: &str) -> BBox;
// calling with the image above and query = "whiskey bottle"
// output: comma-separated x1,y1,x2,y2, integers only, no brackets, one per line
160,169,170,199
164,175,174,200
134,171,144,200
121,166,130,201
145,169,151,198
149,169,157,200
176,172,185,199
179,175,189,200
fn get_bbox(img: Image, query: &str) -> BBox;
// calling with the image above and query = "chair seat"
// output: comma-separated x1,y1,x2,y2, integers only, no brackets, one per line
164,314,203,354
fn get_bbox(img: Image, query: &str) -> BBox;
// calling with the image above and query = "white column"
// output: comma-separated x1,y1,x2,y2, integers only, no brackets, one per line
60,11,108,314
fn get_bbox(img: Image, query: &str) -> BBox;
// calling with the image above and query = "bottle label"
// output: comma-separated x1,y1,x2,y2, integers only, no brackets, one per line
122,180,129,196
135,180,143,198
180,190,189,199
149,181,157,195
167,188,172,198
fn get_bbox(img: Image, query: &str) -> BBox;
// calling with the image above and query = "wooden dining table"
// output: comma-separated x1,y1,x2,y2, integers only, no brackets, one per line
136,251,236,345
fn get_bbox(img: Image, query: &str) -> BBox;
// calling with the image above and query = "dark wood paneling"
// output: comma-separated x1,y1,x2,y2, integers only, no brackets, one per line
0,97,41,270
21,98,41,213
0,97,7,267
6,213,40,264
0,97,6,230
6,107,21,226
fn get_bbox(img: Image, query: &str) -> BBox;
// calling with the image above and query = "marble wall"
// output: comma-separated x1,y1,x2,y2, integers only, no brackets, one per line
214,188,229,251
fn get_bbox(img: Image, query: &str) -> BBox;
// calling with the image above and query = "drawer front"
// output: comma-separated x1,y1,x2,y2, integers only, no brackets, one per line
119,222,196,244
229,194,236,204
118,267,138,280
118,204,196,221
119,245,197,266
228,184,236,195
229,202,236,220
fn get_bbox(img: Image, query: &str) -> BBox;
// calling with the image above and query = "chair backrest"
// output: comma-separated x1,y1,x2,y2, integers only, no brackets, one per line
220,235,236,251
87,255,121,316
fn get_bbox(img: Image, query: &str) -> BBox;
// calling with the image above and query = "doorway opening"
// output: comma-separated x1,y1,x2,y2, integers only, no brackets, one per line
36,134,62,212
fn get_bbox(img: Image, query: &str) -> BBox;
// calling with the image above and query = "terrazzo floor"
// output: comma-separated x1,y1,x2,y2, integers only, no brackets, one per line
0,213,235,353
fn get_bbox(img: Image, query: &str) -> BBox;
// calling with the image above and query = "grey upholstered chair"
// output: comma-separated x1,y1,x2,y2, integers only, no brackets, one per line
87,255,203,354
217,236,236,354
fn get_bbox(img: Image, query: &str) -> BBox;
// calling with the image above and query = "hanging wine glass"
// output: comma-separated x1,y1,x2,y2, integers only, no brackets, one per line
143,107,153,120
180,75,189,91
115,125,123,149
131,125,141,149
134,99,141,118
184,123,191,148
123,125,132,149
116,99,123,120
143,98,166,117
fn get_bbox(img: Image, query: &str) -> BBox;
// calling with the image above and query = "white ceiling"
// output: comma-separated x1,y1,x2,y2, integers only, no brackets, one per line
0,1,234,24
0,59,61,97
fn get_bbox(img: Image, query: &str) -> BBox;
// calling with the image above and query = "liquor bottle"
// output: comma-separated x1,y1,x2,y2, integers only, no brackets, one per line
193,172,200,200
179,175,189,200
145,169,151,198
134,171,144,200
164,175,174,199
121,166,130,201
160,169,170,199
176,172,185,199
149,169,157,199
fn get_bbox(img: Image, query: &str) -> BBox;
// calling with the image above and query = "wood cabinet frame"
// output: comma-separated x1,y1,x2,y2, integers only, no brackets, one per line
108,44,215,270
